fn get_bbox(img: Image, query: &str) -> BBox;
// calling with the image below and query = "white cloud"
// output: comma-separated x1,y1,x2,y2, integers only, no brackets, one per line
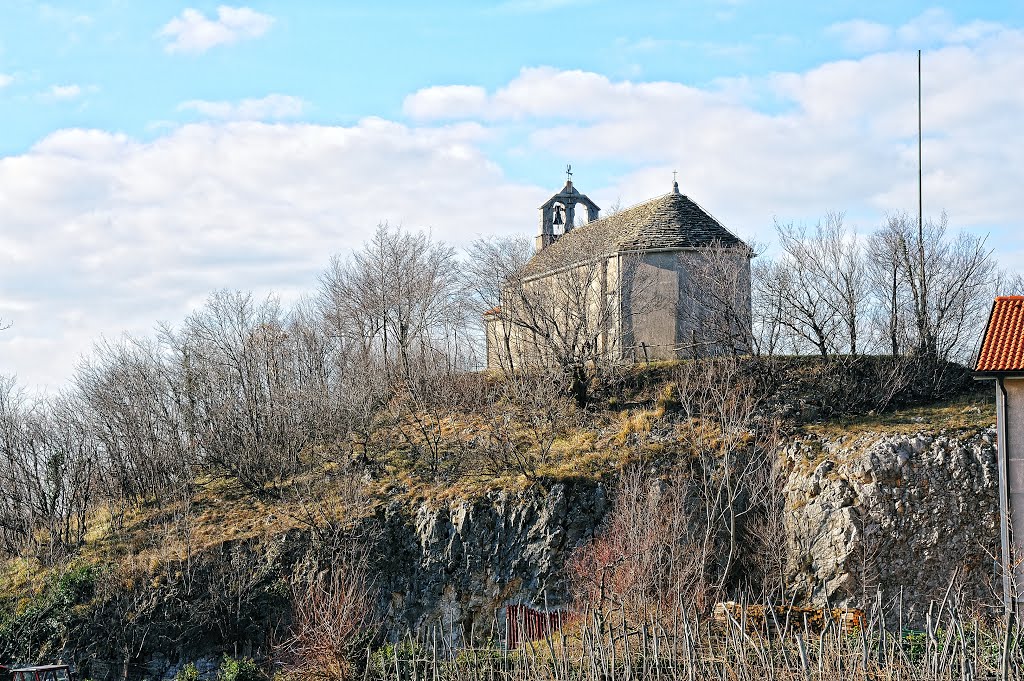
828,8,1007,53
405,66,721,122
0,74,12,89
159,6,274,55
827,19,892,52
178,94,307,120
5,16,1024,390
0,119,529,389
892,8,1001,45
403,85,488,120
403,30,1024,257
48,84,83,99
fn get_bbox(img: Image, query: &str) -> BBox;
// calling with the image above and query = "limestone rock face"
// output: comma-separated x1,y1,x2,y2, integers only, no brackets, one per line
783,427,998,619
366,430,999,639
55,429,1005,677
368,481,608,644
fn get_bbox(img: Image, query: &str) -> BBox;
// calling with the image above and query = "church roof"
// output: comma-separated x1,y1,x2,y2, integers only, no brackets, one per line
524,190,748,278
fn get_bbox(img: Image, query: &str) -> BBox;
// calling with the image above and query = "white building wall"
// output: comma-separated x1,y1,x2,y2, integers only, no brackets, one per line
1003,378,1024,602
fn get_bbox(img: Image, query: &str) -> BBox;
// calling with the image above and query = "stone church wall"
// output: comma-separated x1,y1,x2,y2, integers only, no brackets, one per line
623,250,752,361
485,247,752,370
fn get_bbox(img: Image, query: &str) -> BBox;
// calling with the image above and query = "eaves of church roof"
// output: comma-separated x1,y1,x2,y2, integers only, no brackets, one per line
523,191,748,278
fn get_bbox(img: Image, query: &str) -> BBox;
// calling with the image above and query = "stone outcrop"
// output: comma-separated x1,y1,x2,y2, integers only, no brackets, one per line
16,428,1005,677
369,480,608,644
63,481,608,679
371,429,1001,637
783,427,999,619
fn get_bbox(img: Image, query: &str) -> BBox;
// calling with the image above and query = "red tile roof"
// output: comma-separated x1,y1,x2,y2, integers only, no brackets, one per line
976,296,1024,373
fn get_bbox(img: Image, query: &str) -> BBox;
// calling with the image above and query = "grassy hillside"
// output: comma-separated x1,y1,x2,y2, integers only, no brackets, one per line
0,357,996,673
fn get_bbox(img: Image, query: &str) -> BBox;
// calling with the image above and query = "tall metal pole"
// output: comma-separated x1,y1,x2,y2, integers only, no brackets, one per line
918,49,923,239
917,49,929,357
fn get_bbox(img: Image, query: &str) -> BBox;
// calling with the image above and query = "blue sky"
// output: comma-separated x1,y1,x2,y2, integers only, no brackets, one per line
4,1,1022,185
2,1,1023,388
4,2,1021,156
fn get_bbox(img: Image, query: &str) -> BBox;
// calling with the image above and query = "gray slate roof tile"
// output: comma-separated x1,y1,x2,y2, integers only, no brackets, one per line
524,192,747,277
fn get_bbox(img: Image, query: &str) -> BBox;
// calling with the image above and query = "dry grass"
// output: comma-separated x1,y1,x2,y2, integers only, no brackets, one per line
363,596,1023,681
803,392,994,439
612,409,655,446
0,556,47,604
0,468,378,595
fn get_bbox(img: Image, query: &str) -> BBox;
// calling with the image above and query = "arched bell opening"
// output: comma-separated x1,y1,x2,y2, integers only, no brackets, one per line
551,202,567,236
572,201,592,229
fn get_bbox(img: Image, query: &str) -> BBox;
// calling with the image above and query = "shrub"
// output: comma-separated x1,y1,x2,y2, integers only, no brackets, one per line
217,656,265,681
278,546,378,681
370,641,427,678
0,563,100,659
174,663,200,681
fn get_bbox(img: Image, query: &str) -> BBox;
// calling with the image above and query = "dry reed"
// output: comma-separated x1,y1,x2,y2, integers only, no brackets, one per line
362,593,1024,681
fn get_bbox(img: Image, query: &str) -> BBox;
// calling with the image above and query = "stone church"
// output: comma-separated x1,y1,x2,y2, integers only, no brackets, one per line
485,174,752,371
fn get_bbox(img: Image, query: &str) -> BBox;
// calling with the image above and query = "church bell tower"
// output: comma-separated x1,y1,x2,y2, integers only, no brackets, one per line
536,165,601,253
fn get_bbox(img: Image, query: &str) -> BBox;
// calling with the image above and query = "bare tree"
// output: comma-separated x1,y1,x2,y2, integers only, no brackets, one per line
604,197,624,216
320,223,469,384
762,217,868,358
465,368,577,480
569,469,694,617
755,256,837,357
463,236,533,374
487,233,655,403
0,378,98,561
165,291,326,494
76,336,192,510
670,357,779,598
866,225,908,357
751,258,786,358
681,241,756,356
0,376,32,555
759,210,995,366
786,214,870,355
280,542,378,681
996,270,1024,296
873,212,995,366
571,355,783,620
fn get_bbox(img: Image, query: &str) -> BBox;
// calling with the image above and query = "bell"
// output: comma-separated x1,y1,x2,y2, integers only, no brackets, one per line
552,206,564,226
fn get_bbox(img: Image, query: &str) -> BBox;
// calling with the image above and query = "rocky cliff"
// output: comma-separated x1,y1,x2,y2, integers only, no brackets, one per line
374,427,1001,638
369,480,608,644
3,426,1003,675
134,481,609,679
784,426,999,619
